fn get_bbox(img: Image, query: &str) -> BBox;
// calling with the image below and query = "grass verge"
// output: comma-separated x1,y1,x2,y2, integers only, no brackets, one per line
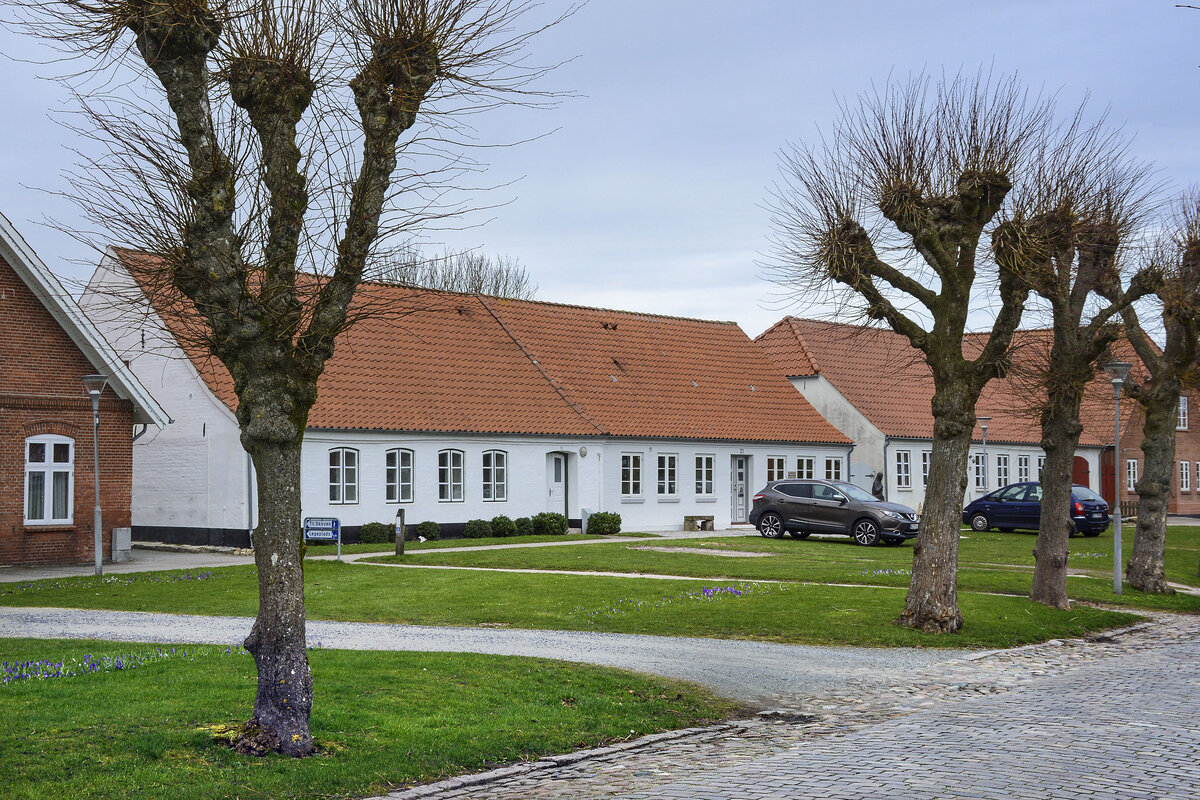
0,637,738,800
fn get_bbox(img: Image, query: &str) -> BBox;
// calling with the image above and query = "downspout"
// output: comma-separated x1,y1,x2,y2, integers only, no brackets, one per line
246,451,255,547
882,436,891,497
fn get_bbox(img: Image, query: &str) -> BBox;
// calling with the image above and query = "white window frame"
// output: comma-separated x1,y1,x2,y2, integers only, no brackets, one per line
1017,454,1030,483
895,450,912,490
1037,455,1046,481
657,453,678,497
1126,458,1138,493
482,450,507,502
972,453,987,490
996,454,1010,488
1179,397,1189,431
695,454,715,496
621,453,643,497
921,451,931,488
766,456,786,482
824,457,842,481
385,448,413,503
328,447,359,505
438,449,464,502
25,435,74,524
796,457,815,480
1181,460,1191,492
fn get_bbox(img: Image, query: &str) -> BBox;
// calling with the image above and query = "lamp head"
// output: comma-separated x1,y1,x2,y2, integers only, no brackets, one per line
1102,361,1132,386
81,374,109,398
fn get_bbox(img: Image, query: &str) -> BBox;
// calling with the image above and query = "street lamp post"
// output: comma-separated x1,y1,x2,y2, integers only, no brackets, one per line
82,374,109,576
1103,361,1132,595
978,416,992,492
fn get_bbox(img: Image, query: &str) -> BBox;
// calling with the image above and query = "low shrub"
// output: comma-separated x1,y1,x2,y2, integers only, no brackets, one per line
358,522,395,544
415,521,440,541
490,515,517,538
514,516,534,536
463,519,493,539
586,511,622,535
532,511,569,536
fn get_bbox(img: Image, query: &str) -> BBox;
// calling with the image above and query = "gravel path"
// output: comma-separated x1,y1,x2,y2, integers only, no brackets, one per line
0,606,966,705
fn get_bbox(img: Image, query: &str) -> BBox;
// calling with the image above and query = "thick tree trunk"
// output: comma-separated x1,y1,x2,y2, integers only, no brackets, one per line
238,439,314,757
898,383,971,633
1030,394,1085,608
1128,391,1177,594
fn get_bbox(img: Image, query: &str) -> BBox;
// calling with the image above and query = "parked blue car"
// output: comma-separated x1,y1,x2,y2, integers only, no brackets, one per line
962,481,1110,536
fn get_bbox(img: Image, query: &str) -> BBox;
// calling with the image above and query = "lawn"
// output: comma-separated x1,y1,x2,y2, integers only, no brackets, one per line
0,637,739,800
304,532,644,556
0,559,1143,649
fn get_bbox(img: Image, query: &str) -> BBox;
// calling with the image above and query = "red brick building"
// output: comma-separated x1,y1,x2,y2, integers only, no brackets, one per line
0,212,166,565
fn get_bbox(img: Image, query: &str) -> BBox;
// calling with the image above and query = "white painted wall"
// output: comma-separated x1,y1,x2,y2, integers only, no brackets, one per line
788,375,885,492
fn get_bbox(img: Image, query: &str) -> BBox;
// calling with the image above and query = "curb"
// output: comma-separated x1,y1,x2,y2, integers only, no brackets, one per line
961,620,1157,662
376,723,743,800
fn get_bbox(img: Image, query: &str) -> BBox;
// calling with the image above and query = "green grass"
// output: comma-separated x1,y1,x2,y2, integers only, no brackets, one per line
0,638,739,800
0,560,1142,649
305,532,642,556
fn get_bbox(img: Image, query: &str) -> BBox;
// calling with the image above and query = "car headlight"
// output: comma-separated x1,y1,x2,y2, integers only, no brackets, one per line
883,510,904,520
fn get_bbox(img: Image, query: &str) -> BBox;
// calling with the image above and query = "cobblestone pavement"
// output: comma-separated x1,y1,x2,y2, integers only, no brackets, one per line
375,612,1200,800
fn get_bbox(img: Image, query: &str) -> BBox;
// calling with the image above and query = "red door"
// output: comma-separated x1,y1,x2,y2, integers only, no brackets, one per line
1099,449,1115,505
1072,455,1091,489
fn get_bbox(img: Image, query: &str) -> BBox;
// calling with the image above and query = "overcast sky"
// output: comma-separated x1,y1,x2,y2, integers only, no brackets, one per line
2,1,1198,337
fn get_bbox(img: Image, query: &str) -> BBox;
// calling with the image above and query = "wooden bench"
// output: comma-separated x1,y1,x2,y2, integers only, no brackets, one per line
684,515,715,532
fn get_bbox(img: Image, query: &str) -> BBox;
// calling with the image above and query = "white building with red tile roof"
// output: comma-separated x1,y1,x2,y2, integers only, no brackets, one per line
83,252,852,543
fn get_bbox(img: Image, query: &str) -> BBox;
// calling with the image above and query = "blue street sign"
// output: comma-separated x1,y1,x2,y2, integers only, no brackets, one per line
303,517,340,541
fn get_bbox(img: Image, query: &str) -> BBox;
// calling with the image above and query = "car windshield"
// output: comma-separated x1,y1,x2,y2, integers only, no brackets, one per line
1073,486,1105,502
832,482,876,502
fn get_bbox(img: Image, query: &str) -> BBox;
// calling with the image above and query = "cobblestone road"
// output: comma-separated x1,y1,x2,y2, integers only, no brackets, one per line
378,613,1199,800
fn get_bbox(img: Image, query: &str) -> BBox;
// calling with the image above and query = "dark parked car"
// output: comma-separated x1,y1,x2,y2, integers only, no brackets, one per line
749,479,920,546
962,481,1110,536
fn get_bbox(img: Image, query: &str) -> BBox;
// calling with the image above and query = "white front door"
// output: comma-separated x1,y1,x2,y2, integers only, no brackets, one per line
731,455,749,523
548,453,567,514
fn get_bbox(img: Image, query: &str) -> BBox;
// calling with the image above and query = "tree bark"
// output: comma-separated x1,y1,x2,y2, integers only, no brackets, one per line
1030,383,1086,608
1127,389,1177,594
239,438,313,757
898,381,971,633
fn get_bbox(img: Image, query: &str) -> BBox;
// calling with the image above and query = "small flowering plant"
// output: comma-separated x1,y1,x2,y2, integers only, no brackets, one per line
1,644,248,686
13,570,219,595
570,581,791,620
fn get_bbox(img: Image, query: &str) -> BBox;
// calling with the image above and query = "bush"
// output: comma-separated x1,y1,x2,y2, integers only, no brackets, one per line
586,511,622,535
415,520,440,541
490,515,517,538
358,521,395,544
532,511,569,536
463,518,493,539
514,516,534,536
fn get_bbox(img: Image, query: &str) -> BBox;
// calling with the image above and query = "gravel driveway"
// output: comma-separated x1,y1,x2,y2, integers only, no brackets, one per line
0,607,967,705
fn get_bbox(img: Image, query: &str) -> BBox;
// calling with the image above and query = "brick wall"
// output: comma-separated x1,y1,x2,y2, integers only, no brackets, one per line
0,256,135,565
1116,390,1200,516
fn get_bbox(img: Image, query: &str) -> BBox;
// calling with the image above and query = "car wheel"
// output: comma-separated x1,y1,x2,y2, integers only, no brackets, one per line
788,530,811,539
853,519,881,546
758,512,785,539
969,513,990,532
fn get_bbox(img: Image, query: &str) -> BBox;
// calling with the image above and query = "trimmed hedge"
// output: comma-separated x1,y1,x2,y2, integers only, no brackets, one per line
490,515,517,538
586,511,622,535
514,517,534,536
463,518,493,539
415,521,441,541
359,522,395,544
531,511,569,536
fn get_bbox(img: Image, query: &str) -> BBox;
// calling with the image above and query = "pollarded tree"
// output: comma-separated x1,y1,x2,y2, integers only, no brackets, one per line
994,121,1159,608
768,72,1127,633
16,0,566,756
1121,193,1200,593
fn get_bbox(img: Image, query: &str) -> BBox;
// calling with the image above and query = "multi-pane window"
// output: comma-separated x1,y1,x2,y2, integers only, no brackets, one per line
796,457,815,479
328,448,359,504
621,453,642,496
1181,461,1192,492
438,449,464,502
996,454,1009,487
895,450,911,489
25,436,74,524
1126,459,1138,492
1017,455,1030,483
824,457,842,481
482,450,507,501
1037,456,1046,481
972,453,987,490
695,454,715,495
767,456,785,482
657,454,678,496
921,451,932,488
385,448,413,503
1179,397,1190,431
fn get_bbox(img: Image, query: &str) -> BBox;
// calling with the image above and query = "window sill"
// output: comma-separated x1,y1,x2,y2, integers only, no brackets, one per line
438,500,465,504
620,497,645,504
695,496,718,503
657,496,681,503
24,524,76,533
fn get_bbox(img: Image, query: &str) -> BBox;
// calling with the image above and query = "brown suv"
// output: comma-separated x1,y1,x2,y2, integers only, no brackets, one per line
749,479,920,546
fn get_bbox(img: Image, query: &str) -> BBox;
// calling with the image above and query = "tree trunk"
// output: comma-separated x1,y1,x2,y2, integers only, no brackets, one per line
238,439,314,757
1030,394,1085,608
1127,390,1177,594
898,383,970,633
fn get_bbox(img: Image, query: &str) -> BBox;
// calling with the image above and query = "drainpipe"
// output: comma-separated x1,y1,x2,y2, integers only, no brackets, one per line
246,451,255,548
881,437,890,497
